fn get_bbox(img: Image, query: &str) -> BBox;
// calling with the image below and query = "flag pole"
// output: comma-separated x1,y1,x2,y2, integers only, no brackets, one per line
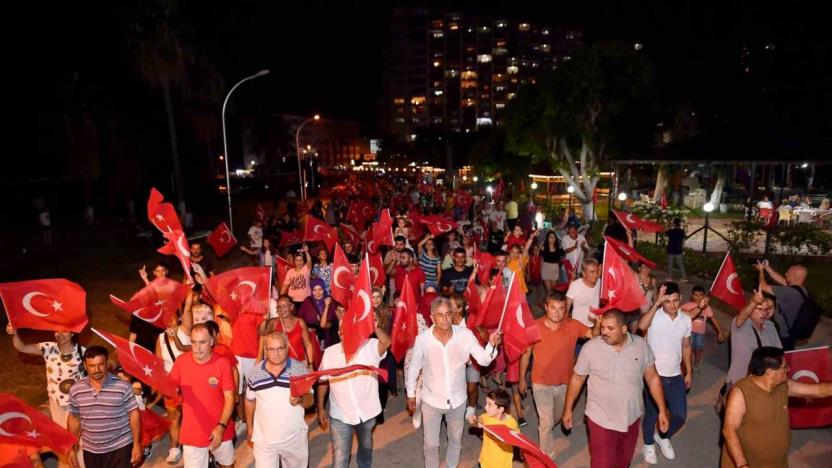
710,251,730,293
496,272,516,332
600,239,608,295
91,328,118,348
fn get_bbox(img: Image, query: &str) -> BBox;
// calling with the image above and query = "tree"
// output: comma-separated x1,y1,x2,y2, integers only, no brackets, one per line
505,44,655,219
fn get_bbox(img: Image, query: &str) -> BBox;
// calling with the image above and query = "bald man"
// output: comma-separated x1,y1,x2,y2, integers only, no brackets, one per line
755,261,808,350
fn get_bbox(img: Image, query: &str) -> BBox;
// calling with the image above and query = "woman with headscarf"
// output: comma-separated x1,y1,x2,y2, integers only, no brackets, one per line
297,278,339,348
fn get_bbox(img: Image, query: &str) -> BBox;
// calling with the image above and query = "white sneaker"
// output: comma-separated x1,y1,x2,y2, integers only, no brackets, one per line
166,447,182,464
643,444,658,464
654,432,676,460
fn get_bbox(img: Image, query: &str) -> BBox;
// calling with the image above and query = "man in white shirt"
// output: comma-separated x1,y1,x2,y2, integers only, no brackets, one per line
406,297,502,468
637,282,692,465
245,331,313,468
490,201,507,233
562,224,589,275
317,324,391,468
566,259,601,328
248,220,264,250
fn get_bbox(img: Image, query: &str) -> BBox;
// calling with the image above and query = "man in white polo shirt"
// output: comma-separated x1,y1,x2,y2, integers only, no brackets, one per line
566,258,601,328
317,323,391,468
245,331,313,468
637,282,693,465
406,297,502,468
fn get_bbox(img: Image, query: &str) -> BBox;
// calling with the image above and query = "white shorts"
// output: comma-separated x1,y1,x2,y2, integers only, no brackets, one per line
253,430,309,468
236,355,256,393
183,440,235,468
466,363,481,383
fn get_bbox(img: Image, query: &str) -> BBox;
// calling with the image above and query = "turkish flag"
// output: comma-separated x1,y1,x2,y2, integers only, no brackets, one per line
454,190,473,209
147,187,182,233
346,201,365,229
709,252,746,312
420,215,457,237
140,408,171,447
203,267,270,323
256,203,267,221
340,223,362,249
157,229,191,280
279,230,303,246
276,256,292,288
474,250,496,286
368,252,386,288
0,393,77,454
478,273,506,329
303,215,337,252
482,424,557,468
109,277,191,329
464,278,484,330
785,346,832,428
93,328,179,399
604,236,656,269
369,209,394,253
289,364,388,398
596,243,647,313
341,255,375,362
660,193,668,210
0,279,88,333
331,244,355,306
207,222,237,257
500,275,540,363
612,210,665,233
391,277,418,362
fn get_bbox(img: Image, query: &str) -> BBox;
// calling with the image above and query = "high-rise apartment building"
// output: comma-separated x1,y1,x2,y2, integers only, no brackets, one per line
384,7,583,141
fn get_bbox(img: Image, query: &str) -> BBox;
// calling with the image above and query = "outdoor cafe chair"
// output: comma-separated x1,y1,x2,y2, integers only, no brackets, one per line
777,207,793,225
796,210,815,224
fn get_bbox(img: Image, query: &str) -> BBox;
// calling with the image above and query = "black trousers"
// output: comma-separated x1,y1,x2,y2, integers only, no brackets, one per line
83,444,133,468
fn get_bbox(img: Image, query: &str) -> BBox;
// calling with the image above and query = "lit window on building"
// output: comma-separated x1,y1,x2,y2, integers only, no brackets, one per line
633,42,643,51
566,32,575,40
410,134,418,142
431,20,443,28
495,85,505,92
477,54,492,63
394,98,405,105
465,99,476,107
432,31,444,39
496,21,507,28
476,117,493,126
433,90,443,96
480,26,489,32
493,47,507,55
542,29,549,35
507,93,516,100
433,117,443,124
395,117,406,124
445,69,459,78
519,23,530,32
541,44,550,52
461,80,477,89
495,102,505,109
410,96,426,105
433,60,441,67
507,65,519,74
449,22,458,30
461,70,478,80
564,56,572,61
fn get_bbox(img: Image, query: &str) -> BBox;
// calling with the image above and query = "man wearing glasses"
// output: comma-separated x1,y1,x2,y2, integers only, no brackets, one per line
725,289,782,389
244,331,313,468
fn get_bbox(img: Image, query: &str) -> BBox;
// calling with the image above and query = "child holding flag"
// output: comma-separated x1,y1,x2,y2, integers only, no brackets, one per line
468,389,519,468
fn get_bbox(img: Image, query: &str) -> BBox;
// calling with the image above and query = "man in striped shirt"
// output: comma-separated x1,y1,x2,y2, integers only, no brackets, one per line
67,346,141,468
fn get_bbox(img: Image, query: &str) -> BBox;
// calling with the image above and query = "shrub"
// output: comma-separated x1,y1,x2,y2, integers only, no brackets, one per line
726,220,763,253
770,224,832,257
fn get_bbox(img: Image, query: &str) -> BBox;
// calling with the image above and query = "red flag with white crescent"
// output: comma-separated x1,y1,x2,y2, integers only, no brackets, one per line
368,252,386,288
109,277,191,329
207,222,237,257
92,328,179,399
203,267,271,323
157,229,192,280
276,256,292,288
0,393,77,455
147,187,182,233
464,278,484,331
289,364,388,398
303,215,338,253
0,279,88,334
785,346,832,428
478,273,506,329
709,252,746,312
481,424,557,468
370,209,394,251
604,236,656,269
341,255,375,362
340,223,362,249
279,230,303,246
331,244,355,306
474,250,496,286
612,210,665,233
594,242,647,314
500,274,540,363
390,277,418,362
420,215,457,237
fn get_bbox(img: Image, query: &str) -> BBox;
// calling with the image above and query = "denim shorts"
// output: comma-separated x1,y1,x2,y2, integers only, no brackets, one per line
691,332,705,350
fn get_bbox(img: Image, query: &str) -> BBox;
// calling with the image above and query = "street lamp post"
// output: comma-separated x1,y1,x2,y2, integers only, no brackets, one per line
221,69,270,233
295,114,320,201
567,185,575,210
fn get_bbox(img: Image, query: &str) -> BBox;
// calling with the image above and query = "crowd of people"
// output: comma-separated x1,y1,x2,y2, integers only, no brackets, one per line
5,172,831,468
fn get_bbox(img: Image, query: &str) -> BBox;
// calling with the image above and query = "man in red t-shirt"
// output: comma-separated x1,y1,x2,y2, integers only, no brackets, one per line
169,323,236,468
387,249,426,300
519,291,598,461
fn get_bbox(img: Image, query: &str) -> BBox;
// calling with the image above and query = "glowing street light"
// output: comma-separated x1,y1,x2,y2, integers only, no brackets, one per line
617,191,627,209
567,185,575,209
473,176,479,182
531,182,538,190
295,114,321,201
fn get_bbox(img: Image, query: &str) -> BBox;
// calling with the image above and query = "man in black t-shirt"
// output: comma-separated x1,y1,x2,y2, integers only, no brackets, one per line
189,241,215,277
665,218,687,282
438,247,475,295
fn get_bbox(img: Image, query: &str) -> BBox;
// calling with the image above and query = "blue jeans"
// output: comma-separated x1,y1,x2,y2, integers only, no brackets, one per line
642,375,687,444
330,416,376,468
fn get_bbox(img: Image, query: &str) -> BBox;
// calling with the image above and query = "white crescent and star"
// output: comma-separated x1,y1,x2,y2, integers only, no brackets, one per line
219,231,233,244
369,267,380,285
176,234,191,258
22,291,53,318
333,266,352,289
626,214,636,225
127,342,154,377
0,412,34,437
133,306,163,324
515,305,525,328
367,240,376,253
356,290,372,323
725,273,741,295
436,222,453,232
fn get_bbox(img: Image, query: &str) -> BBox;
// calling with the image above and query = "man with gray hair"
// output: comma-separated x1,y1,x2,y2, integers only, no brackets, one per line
755,261,811,350
406,297,503,468
566,258,601,328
